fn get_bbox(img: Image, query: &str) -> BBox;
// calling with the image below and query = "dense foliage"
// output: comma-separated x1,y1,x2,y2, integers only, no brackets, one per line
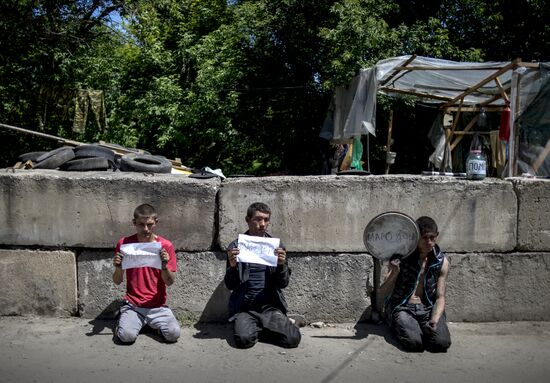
1,0,548,174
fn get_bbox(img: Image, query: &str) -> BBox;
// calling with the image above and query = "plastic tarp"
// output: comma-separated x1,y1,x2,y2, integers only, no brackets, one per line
319,67,377,142
376,56,515,105
516,63,550,176
322,55,543,142
321,55,550,176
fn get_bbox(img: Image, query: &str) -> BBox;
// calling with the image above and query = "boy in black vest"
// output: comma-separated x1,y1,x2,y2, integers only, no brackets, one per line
379,216,451,352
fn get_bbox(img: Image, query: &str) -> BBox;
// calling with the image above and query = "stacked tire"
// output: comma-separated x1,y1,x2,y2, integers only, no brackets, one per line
18,144,172,173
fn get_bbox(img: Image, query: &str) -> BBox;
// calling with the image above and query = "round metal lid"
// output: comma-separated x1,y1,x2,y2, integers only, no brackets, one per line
363,212,419,261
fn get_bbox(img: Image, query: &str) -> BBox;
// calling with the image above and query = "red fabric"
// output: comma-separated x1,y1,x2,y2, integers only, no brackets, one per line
499,106,511,141
115,234,177,308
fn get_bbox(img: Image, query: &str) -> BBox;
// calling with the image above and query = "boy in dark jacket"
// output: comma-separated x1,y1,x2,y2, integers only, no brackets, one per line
224,202,301,349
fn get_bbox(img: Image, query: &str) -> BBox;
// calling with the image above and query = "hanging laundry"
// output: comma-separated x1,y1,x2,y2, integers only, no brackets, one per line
72,90,107,133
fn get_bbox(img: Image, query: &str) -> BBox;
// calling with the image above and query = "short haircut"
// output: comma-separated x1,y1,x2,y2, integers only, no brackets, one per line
246,202,271,218
133,203,158,219
416,216,438,235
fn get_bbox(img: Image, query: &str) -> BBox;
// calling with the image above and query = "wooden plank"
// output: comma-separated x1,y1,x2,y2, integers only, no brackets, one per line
445,106,503,112
450,115,479,151
380,87,453,101
384,110,394,175
393,65,507,71
532,137,550,174
494,77,510,103
379,55,417,86
452,131,490,135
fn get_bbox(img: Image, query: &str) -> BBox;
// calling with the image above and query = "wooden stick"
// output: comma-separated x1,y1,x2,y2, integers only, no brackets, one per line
380,55,417,86
494,77,510,103
385,110,394,174
442,99,463,167
532,137,550,174
445,106,503,112
450,115,479,151
380,87,453,101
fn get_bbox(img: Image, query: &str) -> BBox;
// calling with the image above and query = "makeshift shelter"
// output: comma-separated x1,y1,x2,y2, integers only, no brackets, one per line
320,55,550,177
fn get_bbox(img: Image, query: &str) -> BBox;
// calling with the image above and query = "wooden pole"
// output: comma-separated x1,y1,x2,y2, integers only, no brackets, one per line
385,111,394,174
532,137,550,174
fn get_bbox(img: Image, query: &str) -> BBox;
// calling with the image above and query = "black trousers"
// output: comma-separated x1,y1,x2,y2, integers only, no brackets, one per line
391,303,451,352
233,307,301,349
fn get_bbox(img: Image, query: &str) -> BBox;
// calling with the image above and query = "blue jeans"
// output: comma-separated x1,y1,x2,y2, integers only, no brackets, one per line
391,303,451,352
117,302,180,343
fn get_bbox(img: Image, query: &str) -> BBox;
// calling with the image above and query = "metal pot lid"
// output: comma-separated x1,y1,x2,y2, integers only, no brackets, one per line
363,212,419,261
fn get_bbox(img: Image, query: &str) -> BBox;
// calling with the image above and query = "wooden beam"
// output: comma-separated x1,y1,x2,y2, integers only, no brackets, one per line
441,58,521,108
445,106,503,112
494,77,510,103
443,99,463,168
393,65,507,71
517,62,540,69
379,55,417,86
450,115,479,151
384,110,394,175
380,87,453,101
532,137,550,174
452,131,490,135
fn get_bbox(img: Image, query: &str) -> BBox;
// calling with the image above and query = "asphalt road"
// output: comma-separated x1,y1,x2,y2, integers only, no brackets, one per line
1,317,549,383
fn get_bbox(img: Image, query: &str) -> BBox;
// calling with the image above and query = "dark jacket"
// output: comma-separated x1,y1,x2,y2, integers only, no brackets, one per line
224,232,290,318
385,244,445,315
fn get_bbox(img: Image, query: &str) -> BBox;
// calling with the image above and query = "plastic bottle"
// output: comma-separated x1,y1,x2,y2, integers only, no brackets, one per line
466,134,487,180
466,150,487,180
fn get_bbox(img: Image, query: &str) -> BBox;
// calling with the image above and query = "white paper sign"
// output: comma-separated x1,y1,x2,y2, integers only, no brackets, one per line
237,234,280,267
120,242,162,270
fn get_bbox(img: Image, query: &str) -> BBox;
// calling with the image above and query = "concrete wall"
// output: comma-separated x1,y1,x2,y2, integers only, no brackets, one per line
1,171,549,323
0,171,219,250
219,176,517,252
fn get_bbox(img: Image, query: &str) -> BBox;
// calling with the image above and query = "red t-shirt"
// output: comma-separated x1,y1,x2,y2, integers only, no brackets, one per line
115,234,177,308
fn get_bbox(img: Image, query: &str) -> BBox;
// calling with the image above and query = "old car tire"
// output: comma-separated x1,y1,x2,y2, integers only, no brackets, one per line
119,153,172,173
17,151,47,163
73,145,116,163
59,157,112,171
33,147,75,169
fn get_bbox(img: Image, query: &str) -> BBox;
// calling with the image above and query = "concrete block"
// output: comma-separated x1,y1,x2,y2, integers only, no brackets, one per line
78,251,126,318
0,171,219,250
218,175,517,252
511,178,550,251
446,253,550,321
0,249,77,316
170,252,229,323
285,253,374,323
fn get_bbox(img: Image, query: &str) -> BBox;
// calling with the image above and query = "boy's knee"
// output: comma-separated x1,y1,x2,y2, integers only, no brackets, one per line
117,326,139,343
162,323,181,343
400,337,424,352
426,336,451,352
281,331,301,348
234,333,258,349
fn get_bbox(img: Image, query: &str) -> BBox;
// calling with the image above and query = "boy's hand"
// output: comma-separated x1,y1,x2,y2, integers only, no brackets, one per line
427,318,438,332
227,248,239,268
113,252,124,268
275,247,286,265
389,258,401,273
160,249,169,269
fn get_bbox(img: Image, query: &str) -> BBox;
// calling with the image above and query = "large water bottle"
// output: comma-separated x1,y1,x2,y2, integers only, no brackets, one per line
466,150,487,180
466,134,487,180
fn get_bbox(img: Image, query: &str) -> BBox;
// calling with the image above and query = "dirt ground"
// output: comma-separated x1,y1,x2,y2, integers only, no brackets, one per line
1,316,549,383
